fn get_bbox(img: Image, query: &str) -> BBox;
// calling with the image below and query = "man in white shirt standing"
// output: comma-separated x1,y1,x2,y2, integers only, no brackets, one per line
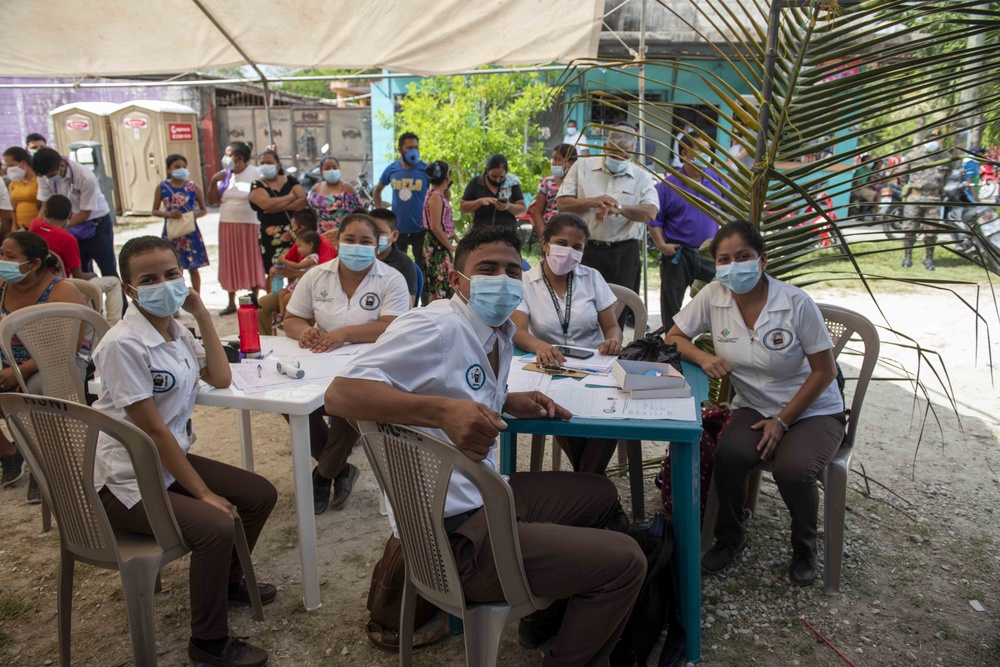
562,119,589,156
327,225,645,667
32,147,117,278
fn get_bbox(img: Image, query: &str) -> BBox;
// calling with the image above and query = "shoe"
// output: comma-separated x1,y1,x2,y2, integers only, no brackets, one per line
701,536,747,574
1,451,24,488
188,636,268,667
228,581,277,607
901,250,913,268
313,474,332,515
923,258,935,271
25,475,41,504
219,306,237,316
330,464,359,510
518,617,559,649
789,552,818,587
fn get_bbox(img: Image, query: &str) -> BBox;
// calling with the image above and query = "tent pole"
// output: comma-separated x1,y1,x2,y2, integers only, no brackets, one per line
638,0,649,315
261,77,274,147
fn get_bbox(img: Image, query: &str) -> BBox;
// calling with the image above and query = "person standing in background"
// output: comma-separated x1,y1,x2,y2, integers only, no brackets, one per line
249,150,306,281
208,141,264,315
0,174,11,239
562,119,590,156
24,134,47,155
530,144,578,237
3,147,40,232
421,161,457,301
901,132,950,270
373,133,429,273
152,154,210,294
306,155,361,242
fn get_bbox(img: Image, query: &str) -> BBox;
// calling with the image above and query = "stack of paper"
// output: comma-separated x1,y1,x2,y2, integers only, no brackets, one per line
521,346,618,374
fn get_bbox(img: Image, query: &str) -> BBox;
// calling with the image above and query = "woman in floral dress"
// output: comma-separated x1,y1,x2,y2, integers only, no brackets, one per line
421,160,456,301
248,150,307,280
529,143,578,237
152,153,209,292
306,156,361,244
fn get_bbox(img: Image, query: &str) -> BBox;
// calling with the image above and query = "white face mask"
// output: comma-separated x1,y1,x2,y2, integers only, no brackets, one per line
545,244,583,276
221,155,235,169
5,166,25,182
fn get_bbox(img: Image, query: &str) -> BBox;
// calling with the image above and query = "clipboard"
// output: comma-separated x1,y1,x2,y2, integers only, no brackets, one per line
522,362,588,379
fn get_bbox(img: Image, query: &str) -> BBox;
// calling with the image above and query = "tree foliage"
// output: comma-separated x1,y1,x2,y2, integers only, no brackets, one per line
378,72,558,228
275,69,358,99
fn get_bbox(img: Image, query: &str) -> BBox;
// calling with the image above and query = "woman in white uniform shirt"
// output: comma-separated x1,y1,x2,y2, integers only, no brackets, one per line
666,221,844,587
512,212,623,474
93,236,276,667
283,213,410,514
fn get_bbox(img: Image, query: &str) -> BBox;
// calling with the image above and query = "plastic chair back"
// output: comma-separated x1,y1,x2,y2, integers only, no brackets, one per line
67,278,105,314
0,394,187,567
355,421,547,618
0,303,109,404
609,283,647,335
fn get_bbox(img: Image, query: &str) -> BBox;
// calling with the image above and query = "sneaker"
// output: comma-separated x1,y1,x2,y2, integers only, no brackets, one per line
923,258,935,271
518,617,559,650
1,452,24,488
789,552,818,587
701,536,747,574
188,636,268,667
330,464,359,510
228,581,277,607
313,475,332,515
25,475,41,504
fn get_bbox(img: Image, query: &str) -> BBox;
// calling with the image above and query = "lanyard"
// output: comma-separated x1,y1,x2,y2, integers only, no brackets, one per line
542,271,573,339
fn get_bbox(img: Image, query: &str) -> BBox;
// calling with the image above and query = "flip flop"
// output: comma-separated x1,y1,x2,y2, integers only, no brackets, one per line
219,306,237,316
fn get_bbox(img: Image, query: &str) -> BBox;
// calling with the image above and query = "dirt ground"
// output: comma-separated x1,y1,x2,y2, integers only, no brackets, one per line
0,237,998,665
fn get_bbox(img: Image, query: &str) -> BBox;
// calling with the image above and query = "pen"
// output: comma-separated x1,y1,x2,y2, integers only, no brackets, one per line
261,350,274,359
257,364,262,378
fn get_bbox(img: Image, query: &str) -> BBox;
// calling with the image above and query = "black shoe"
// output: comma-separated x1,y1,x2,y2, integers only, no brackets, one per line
901,256,912,268
25,475,41,504
923,258,935,271
330,464,359,510
313,473,332,515
228,581,277,607
701,536,747,574
518,617,559,649
789,552,818,587
219,306,237,316
1,451,24,488
188,636,268,667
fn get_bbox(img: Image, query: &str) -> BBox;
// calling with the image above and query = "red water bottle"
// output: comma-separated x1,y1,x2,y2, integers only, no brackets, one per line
237,295,261,357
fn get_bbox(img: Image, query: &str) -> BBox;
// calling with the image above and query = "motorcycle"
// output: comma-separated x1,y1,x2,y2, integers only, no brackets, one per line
941,175,1000,271
979,162,999,203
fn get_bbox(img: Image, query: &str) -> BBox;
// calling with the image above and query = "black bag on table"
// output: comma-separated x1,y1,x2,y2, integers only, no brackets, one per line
618,327,683,373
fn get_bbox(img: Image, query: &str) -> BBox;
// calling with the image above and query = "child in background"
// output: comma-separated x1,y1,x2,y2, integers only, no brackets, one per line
275,231,321,327
152,154,209,293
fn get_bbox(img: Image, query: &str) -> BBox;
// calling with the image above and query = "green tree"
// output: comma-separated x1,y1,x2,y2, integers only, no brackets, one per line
276,69,359,99
379,72,558,229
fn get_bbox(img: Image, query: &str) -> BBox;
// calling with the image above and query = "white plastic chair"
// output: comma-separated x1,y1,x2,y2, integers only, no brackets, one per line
0,393,264,667
701,303,880,595
355,421,553,666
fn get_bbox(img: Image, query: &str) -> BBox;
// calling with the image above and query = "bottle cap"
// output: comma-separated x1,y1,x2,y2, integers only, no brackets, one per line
238,295,253,306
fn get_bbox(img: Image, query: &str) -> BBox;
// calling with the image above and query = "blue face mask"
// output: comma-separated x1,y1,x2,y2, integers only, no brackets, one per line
459,272,524,327
0,260,29,283
605,157,629,174
171,168,189,180
134,278,189,317
378,236,391,254
551,164,565,179
259,164,278,179
715,258,762,294
403,148,420,166
322,169,341,184
339,243,376,271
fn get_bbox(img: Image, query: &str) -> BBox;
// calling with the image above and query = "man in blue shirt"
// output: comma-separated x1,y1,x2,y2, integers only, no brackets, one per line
650,132,728,330
373,132,429,276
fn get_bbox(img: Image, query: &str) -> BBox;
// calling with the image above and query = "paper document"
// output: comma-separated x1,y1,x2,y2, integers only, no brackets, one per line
547,383,697,421
507,365,553,394
521,347,618,374
230,361,301,394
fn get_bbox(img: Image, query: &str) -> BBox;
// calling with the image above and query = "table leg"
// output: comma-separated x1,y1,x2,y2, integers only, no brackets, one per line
237,409,254,471
499,433,516,475
670,438,702,663
289,414,322,611
625,440,644,521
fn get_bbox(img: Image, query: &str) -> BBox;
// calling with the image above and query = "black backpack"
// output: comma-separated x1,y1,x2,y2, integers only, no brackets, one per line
610,513,685,667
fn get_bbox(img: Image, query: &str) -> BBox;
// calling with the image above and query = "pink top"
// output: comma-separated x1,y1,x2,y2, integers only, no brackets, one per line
421,189,454,236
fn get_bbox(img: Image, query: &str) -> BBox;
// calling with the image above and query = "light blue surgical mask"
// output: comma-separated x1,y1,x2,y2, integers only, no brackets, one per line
378,236,391,253
551,164,565,179
171,168,189,180
322,169,341,184
133,278,189,317
259,164,278,179
0,260,29,283
715,258,762,294
339,243,376,271
605,156,628,174
459,272,524,327
925,141,940,153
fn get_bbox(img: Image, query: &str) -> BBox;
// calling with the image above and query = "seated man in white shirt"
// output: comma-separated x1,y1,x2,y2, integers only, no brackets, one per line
327,225,645,667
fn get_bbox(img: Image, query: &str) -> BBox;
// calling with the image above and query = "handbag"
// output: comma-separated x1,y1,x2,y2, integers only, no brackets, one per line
166,211,196,240
67,220,97,241
618,327,683,372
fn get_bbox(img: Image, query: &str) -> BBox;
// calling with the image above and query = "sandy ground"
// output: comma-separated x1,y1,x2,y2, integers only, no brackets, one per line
0,216,998,666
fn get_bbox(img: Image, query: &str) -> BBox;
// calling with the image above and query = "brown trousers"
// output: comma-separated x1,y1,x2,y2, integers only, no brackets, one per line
451,472,646,667
712,408,845,556
285,411,358,481
100,454,278,640
554,436,618,475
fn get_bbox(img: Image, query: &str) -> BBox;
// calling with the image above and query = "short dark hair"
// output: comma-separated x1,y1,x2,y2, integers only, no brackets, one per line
118,236,180,285
426,160,450,186
678,131,702,157
543,212,590,243
398,132,419,150
7,231,57,273
485,154,508,174
296,231,321,253
3,146,30,164
290,208,318,231
226,141,252,162
31,147,63,176
553,144,578,165
566,119,577,126
339,213,380,240
166,153,187,169
454,224,522,273
259,149,284,175
369,208,397,232
25,133,46,145
319,156,339,170
44,195,72,221
710,220,765,258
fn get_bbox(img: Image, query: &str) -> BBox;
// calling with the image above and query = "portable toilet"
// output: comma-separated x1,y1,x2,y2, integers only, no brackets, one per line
50,102,122,214
109,101,203,215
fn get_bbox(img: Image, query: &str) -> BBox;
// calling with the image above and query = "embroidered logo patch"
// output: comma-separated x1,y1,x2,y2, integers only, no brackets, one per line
762,327,794,351
466,364,486,390
150,370,176,393
716,327,739,344
360,292,381,311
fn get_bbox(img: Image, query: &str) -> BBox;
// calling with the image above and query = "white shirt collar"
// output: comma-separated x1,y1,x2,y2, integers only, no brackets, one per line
709,275,792,312
121,306,186,348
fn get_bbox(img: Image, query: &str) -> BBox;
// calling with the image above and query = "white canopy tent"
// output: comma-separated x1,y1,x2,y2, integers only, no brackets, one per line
2,0,604,78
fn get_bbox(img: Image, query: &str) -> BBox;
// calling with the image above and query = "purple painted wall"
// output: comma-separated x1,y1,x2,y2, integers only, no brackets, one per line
0,77,202,151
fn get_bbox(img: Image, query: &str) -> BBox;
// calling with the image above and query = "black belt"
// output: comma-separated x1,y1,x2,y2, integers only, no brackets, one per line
589,239,637,248
443,509,478,535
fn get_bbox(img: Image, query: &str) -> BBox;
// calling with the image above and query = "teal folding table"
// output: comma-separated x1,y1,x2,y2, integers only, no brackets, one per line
499,360,708,663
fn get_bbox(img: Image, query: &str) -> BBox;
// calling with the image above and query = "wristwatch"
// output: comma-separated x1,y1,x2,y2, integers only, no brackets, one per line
616,203,623,215
769,415,790,432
